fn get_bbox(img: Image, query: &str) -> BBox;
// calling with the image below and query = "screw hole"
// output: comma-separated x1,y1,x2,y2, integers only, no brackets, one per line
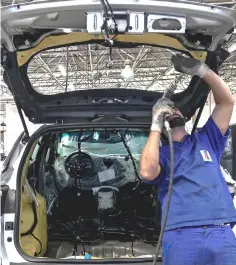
57,101,61,105
7,237,12,242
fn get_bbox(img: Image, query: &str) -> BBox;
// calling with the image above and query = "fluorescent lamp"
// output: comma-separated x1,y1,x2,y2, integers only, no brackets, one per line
61,28,73,33
121,60,134,80
58,64,66,76
68,83,75,90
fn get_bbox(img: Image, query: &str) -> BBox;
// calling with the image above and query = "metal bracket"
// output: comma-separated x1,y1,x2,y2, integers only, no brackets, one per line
128,12,145,34
87,12,104,34
87,12,186,34
92,115,105,123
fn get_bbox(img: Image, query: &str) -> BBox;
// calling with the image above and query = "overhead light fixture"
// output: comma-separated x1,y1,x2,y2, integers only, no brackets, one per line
61,28,73,33
68,83,75,90
58,64,66,76
121,60,134,80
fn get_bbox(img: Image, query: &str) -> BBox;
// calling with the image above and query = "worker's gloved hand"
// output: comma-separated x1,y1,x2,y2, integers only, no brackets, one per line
151,98,174,132
171,54,209,78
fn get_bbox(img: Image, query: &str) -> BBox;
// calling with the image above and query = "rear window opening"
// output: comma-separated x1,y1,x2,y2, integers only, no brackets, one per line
27,44,191,95
18,126,162,260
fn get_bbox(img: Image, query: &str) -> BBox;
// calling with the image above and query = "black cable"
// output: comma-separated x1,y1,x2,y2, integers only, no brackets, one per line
21,202,42,256
73,237,86,256
31,233,43,257
100,0,118,42
104,0,118,36
131,240,135,257
77,129,95,144
153,121,174,265
120,131,142,182
49,235,102,244
104,0,114,17
80,239,86,256
100,0,110,39
101,0,109,19
76,130,84,190
191,95,208,135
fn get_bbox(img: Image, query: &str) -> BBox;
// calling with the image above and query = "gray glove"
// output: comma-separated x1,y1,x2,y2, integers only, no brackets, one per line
171,54,209,78
151,98,174,132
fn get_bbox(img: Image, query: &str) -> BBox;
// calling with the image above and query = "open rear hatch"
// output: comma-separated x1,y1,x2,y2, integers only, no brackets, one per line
1,0,236,125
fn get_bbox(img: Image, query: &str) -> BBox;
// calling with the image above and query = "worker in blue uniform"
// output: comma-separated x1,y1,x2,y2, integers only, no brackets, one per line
140,54,236,265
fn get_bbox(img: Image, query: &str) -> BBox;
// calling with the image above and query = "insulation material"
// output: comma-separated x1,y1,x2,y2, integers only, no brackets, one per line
20,191,48,257
43,172,59,215
53,155,138,191
53,156,71,190
98,169,116,183
97,190,114,210
54,240,157,259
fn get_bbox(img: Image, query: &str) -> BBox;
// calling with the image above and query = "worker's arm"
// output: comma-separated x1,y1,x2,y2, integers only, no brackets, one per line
171,54,235,135
140,98,174,181
203,71,234,135
140,131,161,181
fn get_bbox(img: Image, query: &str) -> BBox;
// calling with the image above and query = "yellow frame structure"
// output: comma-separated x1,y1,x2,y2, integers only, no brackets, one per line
17,32,207,67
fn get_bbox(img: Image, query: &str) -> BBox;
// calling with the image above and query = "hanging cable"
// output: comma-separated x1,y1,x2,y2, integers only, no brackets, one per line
153,120,174,265
100,0,118,44
120,130,142,183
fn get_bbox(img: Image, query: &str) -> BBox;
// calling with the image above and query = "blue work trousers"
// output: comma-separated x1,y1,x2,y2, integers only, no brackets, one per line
162,225,236,265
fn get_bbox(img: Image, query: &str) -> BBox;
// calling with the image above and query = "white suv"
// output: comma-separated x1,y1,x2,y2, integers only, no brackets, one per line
1,0,236,264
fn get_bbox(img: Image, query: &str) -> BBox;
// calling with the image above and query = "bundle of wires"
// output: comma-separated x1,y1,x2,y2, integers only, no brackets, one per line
100,0,118,42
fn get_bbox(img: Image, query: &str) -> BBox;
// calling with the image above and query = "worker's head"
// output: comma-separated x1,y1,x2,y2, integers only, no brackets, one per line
162,107,187,142
166,107,185,128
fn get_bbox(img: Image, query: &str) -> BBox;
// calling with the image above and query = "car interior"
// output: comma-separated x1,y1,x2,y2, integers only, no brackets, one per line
19,128,162,259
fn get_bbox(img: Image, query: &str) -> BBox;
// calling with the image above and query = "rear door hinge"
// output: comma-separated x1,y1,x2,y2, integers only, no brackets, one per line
0,186,16,215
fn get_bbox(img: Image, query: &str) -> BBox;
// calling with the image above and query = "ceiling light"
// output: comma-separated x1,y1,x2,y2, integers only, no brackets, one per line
61,28,73,33
68,83,75,90
121,60,134,80
58,65,66,76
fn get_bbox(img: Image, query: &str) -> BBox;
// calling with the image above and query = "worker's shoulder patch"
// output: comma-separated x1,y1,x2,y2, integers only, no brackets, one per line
200,150,212,162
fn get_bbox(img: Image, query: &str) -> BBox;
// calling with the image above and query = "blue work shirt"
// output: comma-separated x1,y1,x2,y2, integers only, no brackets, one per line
145,117,236,231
